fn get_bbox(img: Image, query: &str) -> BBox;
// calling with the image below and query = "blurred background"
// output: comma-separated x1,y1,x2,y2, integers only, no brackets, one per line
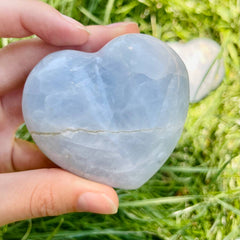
1,0,240,239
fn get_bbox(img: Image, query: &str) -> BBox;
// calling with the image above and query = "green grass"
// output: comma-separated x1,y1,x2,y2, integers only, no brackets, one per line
1,0,240,239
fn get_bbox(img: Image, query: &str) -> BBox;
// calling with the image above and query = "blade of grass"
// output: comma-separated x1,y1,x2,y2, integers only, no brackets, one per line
215,199,240,216
115,2,138,15
78,6,103,25
46,218,64,240
104,0,115,25
21,220,32,240
29,230,157,239
161,166,218,173
120,195,202,207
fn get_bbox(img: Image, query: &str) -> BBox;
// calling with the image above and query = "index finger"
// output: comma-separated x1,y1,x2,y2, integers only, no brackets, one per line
0,0,89,46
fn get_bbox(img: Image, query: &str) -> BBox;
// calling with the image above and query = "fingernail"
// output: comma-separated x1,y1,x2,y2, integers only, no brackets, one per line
61,14,90,34
106,22,138,28
77,192,118,214
106,22,140,35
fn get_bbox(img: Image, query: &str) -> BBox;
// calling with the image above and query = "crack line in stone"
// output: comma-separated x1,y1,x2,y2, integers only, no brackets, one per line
30,127,164,136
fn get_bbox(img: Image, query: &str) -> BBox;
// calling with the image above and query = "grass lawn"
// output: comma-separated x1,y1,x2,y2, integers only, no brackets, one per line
1,0,240,239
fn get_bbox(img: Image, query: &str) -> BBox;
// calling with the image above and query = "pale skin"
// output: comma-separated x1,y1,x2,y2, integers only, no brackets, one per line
0,0,139,226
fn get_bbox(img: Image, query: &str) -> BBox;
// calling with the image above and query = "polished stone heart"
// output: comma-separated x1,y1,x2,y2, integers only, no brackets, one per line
168,38,225,103
22,34,189,189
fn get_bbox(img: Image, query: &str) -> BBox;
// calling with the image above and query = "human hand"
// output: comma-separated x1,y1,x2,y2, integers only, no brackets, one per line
0,0,139,226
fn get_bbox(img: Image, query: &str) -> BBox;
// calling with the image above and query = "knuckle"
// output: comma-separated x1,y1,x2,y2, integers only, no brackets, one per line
29,171,60,218
30,184,56,217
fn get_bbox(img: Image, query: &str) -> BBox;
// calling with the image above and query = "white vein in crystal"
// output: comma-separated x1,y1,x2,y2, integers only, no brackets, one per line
30,127,165,136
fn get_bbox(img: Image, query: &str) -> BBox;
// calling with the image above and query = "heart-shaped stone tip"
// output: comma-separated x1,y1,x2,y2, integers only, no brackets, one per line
168,38,225,103
22,34,189,189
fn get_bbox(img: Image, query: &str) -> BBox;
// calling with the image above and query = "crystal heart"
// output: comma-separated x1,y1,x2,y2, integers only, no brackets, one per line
168,38,225,103
22,34,189,189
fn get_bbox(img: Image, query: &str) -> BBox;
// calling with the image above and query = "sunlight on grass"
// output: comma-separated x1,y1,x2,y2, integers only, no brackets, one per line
1,0,240,239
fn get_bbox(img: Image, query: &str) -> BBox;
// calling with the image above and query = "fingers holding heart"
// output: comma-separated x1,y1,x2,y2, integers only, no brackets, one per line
0,13,139,174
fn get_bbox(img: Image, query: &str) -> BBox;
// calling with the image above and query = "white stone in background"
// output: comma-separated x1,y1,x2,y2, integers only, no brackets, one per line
22,34,189,189
168,38,225,103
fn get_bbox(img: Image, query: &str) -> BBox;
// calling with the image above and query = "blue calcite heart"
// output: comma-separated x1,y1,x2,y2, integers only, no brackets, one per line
22,34,189,189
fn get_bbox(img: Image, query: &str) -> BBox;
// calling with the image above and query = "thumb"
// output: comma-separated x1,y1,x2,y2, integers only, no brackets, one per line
0,169,118,225
0,0,89,46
